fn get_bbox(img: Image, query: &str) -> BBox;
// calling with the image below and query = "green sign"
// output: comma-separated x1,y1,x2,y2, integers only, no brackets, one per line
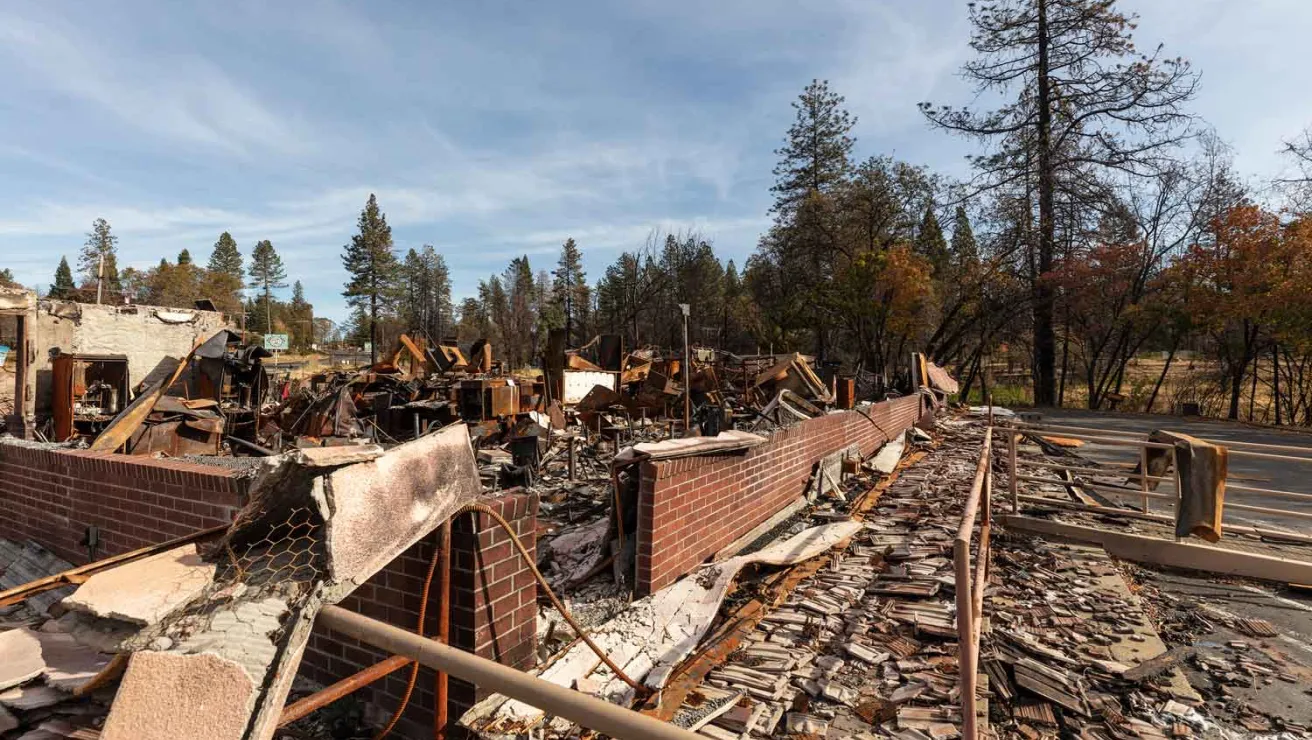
264,333,289,351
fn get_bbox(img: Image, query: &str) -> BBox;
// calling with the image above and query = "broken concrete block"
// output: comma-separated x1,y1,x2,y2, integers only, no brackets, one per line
32,631,110,693
61,545,215,626
0,629,44,691
290,444,384,468
100,652,255,740
103,423,482,740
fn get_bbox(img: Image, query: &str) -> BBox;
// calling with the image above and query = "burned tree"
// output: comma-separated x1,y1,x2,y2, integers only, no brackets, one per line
921,0,1197,406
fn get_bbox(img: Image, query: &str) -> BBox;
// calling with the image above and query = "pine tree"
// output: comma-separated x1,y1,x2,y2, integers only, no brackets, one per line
177,249,192,265
770,79,856,216
423,246,453,341
289,280,313,350
550,238,587,345
78,218,121,301
341,194,399,362
248,240,288,336
205,232,244,314
50,257,75,299
914,205,949,275
921,0,1197,405
950,206,978,265
0,269,17,288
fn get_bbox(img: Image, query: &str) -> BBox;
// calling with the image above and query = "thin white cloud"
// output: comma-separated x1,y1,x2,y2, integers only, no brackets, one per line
0,10,310,157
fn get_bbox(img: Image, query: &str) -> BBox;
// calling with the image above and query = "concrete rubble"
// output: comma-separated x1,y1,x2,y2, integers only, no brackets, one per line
94,422,481,740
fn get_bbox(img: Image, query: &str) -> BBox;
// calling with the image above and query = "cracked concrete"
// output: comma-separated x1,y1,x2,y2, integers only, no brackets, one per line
0,628,43,691
100,423,482,740
62,544,215,626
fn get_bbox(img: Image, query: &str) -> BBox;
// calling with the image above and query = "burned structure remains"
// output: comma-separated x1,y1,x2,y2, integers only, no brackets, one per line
2,293,1311,740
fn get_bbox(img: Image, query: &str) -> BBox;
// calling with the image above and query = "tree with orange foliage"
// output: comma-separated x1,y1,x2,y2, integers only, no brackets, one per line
1181,204,1293,420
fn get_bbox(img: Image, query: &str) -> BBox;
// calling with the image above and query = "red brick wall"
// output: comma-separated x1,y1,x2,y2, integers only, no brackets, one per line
0,443,540,738
0,444,247,564
636,395,926,594
300,489,539,739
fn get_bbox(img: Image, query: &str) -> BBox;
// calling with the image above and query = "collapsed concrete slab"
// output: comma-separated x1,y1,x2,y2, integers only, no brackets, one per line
99,423,482,740
0,629,43,691
61,544,215,626
31,630,111,692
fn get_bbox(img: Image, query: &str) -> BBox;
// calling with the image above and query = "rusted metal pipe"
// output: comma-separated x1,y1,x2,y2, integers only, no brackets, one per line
317,605,701,740
435,520,451,740
278,655,413,727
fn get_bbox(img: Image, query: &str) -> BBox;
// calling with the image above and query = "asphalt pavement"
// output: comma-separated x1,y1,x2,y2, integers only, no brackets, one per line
1022,408,1312,531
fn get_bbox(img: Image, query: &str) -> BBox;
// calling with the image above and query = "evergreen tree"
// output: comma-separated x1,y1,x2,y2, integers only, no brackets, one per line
177,249,192,265
50,257,75,299
423,246,453,341
921,0,1197,405
550,238,587,345
950,206,978,265
205,231,244,315
0,269,17,288
914,205,949,275
78,218,121,301
770,79,856,216
341,194,399,362
248,239,288,336
289,280,313,350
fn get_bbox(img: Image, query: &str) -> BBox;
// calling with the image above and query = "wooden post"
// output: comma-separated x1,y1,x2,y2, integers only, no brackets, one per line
954,539,978,740
568,435,577,482
1139,445,1151,513
1009,431,1019,513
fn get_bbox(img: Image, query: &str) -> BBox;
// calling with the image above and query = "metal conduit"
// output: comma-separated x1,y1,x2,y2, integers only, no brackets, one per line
316,605,702,740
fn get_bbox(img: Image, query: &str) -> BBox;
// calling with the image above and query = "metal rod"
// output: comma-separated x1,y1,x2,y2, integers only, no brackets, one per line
1013,474,1177,501
954,540,978,740
1226,482,1312,502
316,605,703,740
1008,425,1176,450
1016,495,1172,524
1224,501,1312,520
278,655,412,727
1017,458,1172,483
435,521,451,740
1015,421,1312,455
1009,431,1018,512
1139,446,1150,513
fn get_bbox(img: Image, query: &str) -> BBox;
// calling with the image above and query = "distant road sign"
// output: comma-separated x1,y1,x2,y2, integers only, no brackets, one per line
264,333,289,351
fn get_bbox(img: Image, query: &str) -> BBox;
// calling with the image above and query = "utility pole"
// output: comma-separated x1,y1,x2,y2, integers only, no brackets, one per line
95,253,105,305
680,303,691,436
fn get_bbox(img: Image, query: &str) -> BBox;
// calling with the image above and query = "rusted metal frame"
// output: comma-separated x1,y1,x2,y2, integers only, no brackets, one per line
278,655,413,726
435,520,451,739
1225,501,1312,521
317,606,702,740
1015,421,1312,456
1007,423,1176,450
1014,493,1312,544
1226,449,1312,464
954,430,992,740
1009,430,1019,512
1018,457,1173,484
1013,473,1177,501
0,524,228,608
1227,482,1312,502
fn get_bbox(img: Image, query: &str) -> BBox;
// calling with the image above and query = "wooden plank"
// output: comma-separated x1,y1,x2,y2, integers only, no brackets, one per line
1004,515,1312,585
89,339,197,452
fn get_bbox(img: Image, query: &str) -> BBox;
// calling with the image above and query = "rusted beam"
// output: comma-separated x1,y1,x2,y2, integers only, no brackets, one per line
277,655,413,727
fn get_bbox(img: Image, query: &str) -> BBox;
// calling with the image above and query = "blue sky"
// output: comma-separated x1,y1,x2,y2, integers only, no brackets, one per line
2,0,1310,325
